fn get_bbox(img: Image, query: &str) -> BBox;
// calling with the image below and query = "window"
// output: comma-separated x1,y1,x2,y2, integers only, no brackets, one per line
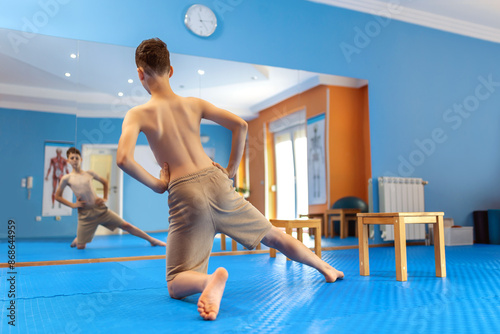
271,110,308,219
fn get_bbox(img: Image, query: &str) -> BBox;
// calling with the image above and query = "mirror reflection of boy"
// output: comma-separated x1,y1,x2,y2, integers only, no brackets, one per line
55,147,166,249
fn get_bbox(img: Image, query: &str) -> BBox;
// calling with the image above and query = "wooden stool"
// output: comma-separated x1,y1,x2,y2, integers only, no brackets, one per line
269,219,322,260
324,209,361,238
357,212,446,282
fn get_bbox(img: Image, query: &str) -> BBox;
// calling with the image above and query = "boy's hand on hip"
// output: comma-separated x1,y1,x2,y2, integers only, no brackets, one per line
212,161,229,177
95,198,106,206
74,198,86,209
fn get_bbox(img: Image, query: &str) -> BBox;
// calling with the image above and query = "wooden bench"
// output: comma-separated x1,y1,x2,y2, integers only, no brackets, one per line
357,212,446,282
269,219,322,260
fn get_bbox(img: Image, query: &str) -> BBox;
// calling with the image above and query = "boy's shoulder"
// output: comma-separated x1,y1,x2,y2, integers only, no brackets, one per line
123,103,154,123
60,172,76,185
130,100,158,112
85,170,99,178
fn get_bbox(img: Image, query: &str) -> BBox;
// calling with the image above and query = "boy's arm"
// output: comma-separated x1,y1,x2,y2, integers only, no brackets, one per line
200,99,248,178
117,109,168,193
55,176,83,209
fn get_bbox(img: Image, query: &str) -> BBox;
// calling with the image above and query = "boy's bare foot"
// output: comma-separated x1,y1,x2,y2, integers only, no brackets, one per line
150,238,166,247
70,239,77,248
197,267,228,320
323,263,345,282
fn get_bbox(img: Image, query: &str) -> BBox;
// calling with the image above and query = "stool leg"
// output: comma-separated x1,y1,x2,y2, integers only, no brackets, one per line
232,239,237,251
308,227,314,237
220,234,226,251
433,215,447,277
297,227,303,243
323,213,328,237
314,223,322,259
354,217,358,238
358,217,370,276
340,212,349,239
270,240,277,258
394,218,408,282
339,212,345,239
329,215,336,238
285,227,293,261
327,215,331,238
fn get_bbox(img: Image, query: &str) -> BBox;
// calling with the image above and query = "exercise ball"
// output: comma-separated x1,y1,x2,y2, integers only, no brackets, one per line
332,196,368,212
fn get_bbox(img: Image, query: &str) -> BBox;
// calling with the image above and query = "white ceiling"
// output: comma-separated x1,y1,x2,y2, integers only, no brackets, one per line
309,0,500,44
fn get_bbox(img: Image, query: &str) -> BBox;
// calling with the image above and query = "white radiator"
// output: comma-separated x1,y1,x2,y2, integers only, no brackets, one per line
377,177,427,241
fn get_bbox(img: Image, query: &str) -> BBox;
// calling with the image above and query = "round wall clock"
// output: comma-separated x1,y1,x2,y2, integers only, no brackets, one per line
184,4,217,37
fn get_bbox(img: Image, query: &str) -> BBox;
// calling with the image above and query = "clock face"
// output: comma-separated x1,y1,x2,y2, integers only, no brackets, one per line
184,4,217,37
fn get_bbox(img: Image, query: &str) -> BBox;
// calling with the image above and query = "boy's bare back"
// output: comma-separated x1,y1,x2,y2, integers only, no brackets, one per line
118,91,247,192
124,95,214,181
117,37,247,194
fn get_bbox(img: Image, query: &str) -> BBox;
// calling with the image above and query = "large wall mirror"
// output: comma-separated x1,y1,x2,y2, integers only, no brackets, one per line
0,28,369,264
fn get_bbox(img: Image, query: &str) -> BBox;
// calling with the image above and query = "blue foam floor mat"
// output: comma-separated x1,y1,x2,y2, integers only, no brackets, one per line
2,245,499,333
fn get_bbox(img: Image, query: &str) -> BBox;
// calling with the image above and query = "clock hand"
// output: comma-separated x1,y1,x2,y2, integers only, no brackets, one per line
199,19,210,30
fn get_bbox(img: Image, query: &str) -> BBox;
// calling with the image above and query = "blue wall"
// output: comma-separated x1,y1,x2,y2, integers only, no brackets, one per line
2,0,500,231
0,109,231,238
0,108,78,238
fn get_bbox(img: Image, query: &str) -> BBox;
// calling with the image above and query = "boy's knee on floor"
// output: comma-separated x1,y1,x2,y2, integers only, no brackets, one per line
167,283,181,299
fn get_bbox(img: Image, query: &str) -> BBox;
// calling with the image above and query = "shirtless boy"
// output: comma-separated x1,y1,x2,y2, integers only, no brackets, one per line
117,38,344,321
55,147,166,249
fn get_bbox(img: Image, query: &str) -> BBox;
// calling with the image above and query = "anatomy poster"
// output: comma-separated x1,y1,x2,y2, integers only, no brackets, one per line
307,114,327,205
42,142,73,217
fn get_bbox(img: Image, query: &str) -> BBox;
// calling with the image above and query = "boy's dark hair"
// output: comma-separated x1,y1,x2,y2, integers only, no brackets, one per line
135,38,171,77
66,147,81,158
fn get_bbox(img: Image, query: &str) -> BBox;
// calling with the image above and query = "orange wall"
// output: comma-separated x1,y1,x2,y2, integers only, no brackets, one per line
328,85,371,205
246,84,371,217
